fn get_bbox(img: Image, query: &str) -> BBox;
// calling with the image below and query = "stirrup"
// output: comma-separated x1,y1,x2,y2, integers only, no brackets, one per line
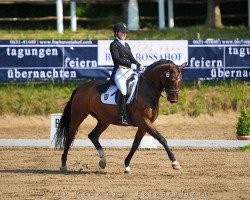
119,114,129,125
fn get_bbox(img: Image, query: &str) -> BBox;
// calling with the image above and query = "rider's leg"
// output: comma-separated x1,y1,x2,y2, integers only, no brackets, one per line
115,69,128,125
117,92,128,125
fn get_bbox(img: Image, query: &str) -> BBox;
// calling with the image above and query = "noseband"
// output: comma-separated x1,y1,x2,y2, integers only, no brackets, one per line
165,88,179,94
162,70,180,96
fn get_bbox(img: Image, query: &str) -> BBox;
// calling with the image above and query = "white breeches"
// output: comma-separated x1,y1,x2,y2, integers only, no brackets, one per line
115,68,134,96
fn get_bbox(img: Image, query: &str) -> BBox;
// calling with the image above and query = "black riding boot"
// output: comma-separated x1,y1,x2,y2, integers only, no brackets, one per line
118,93,129,125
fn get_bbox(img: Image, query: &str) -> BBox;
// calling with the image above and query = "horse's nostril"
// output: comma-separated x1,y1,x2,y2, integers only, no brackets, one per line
170,100,178,103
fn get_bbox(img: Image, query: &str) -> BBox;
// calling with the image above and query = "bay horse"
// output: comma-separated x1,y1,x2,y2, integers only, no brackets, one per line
54,59,186,173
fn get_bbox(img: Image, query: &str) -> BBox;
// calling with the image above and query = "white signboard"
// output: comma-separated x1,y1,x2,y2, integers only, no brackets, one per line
50,113,62,147
98,40,188,66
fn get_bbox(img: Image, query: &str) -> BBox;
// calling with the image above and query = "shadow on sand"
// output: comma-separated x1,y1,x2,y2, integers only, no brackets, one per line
0,169,107,175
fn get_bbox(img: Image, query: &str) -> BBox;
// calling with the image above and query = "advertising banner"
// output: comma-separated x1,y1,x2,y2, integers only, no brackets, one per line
0,39,249,81
98,40,188,66
185,39,250,80
0,40,110,81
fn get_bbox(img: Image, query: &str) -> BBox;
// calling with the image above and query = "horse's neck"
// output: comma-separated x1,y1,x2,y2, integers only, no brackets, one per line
144,63,172,90
139,73,162,104
138,65,168,104
144,70,164,93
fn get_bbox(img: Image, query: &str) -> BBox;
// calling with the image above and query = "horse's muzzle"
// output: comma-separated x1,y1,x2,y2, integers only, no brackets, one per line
166,89,179,103
167,95,178,103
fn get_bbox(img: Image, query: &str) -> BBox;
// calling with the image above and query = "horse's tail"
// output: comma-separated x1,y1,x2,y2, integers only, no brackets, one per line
54,89,77,149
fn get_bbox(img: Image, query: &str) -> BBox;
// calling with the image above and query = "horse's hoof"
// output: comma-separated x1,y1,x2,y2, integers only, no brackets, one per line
60,166,67,172
99,160,106,169
172,161,181,170
124,166,131,174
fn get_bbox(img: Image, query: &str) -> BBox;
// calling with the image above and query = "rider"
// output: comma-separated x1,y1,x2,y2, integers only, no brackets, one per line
109,22,144,125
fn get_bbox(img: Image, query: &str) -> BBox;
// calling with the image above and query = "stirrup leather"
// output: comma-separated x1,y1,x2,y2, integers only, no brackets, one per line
119,113,129,125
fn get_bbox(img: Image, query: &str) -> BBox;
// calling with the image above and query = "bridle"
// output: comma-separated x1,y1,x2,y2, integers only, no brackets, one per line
161,70,181,96
139,68,181,97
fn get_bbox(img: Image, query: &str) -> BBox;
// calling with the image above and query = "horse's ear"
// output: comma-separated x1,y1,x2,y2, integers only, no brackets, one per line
179,62,187,70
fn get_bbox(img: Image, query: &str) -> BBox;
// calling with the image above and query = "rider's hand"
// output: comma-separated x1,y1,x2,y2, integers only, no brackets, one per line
131,64,137,70
139,65,145,72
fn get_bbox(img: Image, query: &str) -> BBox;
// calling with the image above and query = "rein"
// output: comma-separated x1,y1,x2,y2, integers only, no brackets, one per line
140,74,163,96
140,69,180,97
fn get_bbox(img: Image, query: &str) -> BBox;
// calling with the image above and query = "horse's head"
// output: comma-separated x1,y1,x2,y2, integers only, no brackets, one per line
161,62,186,103
143,60,186,104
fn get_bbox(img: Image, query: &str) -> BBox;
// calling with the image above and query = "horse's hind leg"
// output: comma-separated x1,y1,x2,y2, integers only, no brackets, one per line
60,124,80,171
88,119,109,169
61,132,74,171
124,128,145,174
61,112,89,171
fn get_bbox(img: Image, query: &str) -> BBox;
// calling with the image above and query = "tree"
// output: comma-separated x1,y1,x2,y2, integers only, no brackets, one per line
206,0,222,28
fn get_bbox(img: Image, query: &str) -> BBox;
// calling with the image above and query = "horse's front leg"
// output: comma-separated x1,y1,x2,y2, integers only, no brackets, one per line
124,128,146,174
143,118,181,170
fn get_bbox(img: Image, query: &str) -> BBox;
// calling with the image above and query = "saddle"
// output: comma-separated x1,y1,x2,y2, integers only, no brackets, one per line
96,73,139,105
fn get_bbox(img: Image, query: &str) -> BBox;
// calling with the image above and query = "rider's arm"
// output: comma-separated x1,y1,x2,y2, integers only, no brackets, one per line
126,43,140,67
110,42,132,67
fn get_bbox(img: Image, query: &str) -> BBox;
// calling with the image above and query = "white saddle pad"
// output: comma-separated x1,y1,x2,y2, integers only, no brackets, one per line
101,74,138,105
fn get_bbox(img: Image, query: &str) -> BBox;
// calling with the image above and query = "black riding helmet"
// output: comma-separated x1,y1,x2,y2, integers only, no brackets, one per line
113,22,129,33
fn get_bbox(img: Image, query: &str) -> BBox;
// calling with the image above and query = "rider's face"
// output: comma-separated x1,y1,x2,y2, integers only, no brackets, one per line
117,31,127,40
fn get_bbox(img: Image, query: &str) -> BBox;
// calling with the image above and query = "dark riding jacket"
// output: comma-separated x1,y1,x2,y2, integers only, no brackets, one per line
97,38,140,93
110,38,140,69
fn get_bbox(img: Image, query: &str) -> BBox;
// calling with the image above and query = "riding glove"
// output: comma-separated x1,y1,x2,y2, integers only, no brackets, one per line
131,64,137,70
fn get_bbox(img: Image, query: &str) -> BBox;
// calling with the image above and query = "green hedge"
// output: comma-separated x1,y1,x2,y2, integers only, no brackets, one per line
159,80,250,116
0,80,249,116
